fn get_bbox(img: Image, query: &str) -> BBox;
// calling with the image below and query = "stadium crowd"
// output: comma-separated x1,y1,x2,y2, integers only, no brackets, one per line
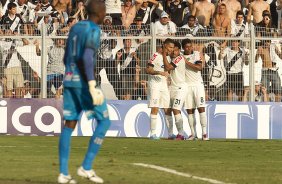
0,0,281,101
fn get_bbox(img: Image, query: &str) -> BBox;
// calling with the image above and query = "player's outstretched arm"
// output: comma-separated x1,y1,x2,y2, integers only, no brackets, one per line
82,48,104,105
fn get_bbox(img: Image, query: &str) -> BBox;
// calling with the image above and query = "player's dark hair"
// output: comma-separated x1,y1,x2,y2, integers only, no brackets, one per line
174,41,181,49
86,0,105,16
181,39,192,49
8,2,17,10
163,38,174,45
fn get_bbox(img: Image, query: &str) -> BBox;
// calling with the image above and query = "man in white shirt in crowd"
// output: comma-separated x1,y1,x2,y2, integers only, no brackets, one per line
219,39,248,101
182,39,209,141
146,39,174,139
231,10,249,37
154,11,176,37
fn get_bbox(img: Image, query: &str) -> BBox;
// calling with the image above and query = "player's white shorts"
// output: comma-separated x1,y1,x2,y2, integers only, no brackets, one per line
169,85,187,110
148,88,170,108
184,84,206,109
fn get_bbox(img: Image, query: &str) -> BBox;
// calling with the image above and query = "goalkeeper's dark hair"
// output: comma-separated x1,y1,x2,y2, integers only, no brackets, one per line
174,41,181,49
181,39,192,49
86,0,105,16
163,38,174,45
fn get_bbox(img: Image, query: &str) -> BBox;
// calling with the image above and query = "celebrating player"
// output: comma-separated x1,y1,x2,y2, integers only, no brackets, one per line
182,39,209,141
162,40,187,140
58,0,111,183
146,39,174,139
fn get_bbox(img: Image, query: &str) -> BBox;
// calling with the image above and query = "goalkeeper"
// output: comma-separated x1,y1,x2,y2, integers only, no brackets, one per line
58,0,111,183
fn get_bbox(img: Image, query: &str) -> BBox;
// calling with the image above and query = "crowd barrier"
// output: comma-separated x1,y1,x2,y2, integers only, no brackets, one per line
0,99,281,139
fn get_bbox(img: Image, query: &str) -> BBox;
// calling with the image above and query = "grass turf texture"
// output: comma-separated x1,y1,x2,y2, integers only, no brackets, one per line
0,137,282,184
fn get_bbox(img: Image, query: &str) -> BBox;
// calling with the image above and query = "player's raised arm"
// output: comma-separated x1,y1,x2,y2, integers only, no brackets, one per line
184,55,203,71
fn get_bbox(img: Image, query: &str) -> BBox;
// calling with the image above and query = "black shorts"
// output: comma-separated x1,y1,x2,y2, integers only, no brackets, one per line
226,72,244,93
107,13,122,26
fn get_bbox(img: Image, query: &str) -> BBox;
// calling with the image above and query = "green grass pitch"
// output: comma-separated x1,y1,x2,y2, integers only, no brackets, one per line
0,136,282,184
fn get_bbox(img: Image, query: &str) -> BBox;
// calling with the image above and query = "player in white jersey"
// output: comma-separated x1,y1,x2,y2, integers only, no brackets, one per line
182,39,209,141
162,41,187,140
146,39,174,139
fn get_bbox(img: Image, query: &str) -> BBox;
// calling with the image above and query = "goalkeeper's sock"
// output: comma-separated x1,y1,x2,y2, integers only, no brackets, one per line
165,115,174,136
82,118,111,170
199,112,207,135
175,114,184,136
188,114,196,136
150,114,158,135
59,126,73,175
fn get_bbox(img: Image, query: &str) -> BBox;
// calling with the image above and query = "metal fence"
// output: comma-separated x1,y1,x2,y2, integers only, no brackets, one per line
0,23,281,102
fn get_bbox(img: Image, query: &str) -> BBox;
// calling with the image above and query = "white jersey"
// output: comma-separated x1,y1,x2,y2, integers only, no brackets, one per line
148,52,168,90
184,51,203,85
170,55,186,88
105,0,122,13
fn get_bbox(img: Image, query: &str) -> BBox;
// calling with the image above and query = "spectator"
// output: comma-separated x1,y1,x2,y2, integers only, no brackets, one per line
255,40,282,102
231,10,249,37
247,0,270,24
105,0,122,26
166,0,190,27
154,11,177,36
219,40,248,101
178,15,205,37
243,81,269,101
219,0,241,20
0,36,29,98
71,0,87,21
256,11,277,37
1,2,28,35
96,17,119,97
52,0,72,23
57,17,76,35
35,39,65,99
135,0,161,25
115,39,140,99
121,0,142,29
192,0,215,27
129,16,149,43
213,3,231,39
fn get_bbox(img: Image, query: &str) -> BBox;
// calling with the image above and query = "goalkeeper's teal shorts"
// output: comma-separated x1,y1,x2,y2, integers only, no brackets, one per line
63,87,109,121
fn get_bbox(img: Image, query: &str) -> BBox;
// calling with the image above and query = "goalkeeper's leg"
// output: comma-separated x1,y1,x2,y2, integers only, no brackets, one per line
58,121,77,184
78,101,111,183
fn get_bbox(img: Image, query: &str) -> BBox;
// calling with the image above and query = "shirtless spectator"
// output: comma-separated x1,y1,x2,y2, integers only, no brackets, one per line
122,0,142,29
52,0,72,13
231,10,249,37
255,40,282,102
247,0,270,24
192,0,215,27
213,4,231,37
52,0,72,22
219,0,241,20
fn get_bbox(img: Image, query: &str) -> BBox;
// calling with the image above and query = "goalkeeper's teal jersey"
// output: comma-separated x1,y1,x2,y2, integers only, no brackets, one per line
63,20,101,88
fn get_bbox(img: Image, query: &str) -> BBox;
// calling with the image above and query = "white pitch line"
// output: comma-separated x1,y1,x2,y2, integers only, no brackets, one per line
133,163,235,184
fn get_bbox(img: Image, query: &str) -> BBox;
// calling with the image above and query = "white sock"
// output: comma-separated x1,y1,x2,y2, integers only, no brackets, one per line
188,114,196,136
165,115,174,136
175,114,184,135
199,112,207,135
150,114,158,135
